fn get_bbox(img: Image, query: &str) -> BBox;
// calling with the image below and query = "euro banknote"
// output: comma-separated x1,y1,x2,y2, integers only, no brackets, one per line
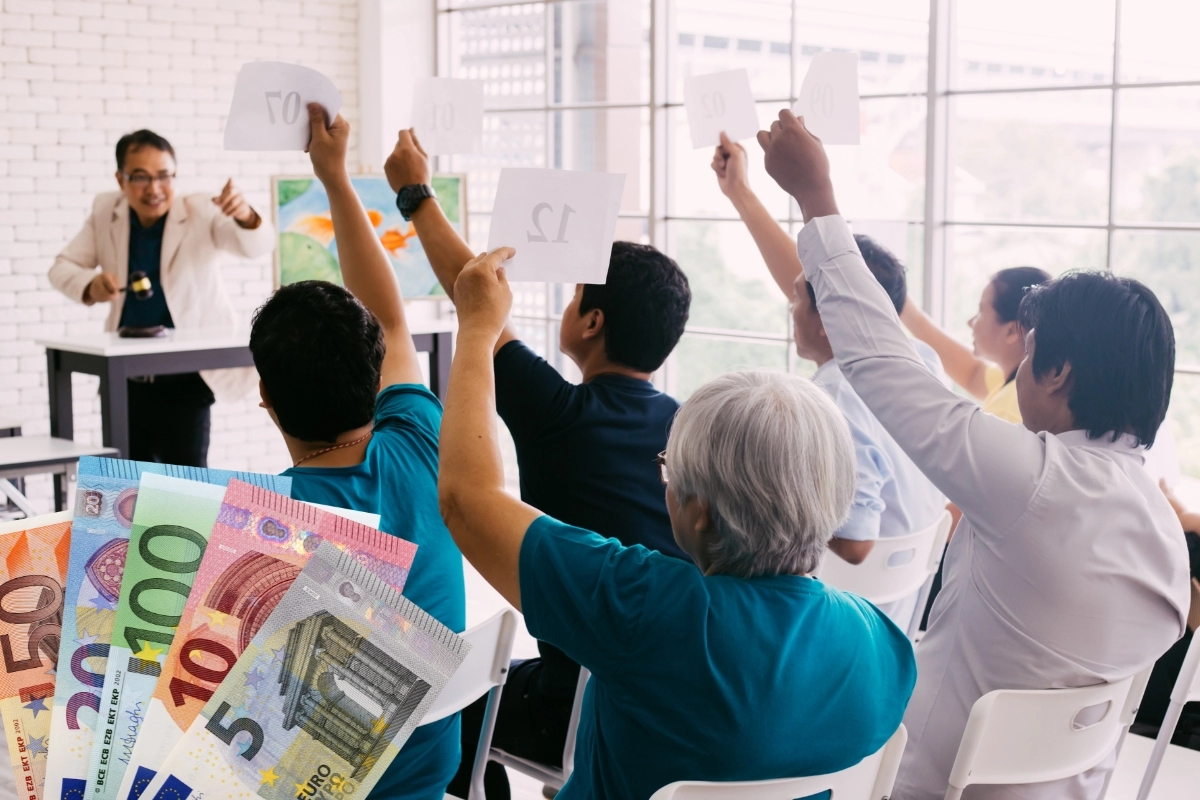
0,512,73,800
118,480,416,800
84,470,289,800
146,539,467,800
45,459,292,800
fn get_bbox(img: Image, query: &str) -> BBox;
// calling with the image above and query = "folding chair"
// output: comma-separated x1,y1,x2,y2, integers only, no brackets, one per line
1135,630,1200,800
419,609,518,800
943,674,1137,800
648,725,907,800
1096,664,1153,799
818,510,952,639
487,665,592,795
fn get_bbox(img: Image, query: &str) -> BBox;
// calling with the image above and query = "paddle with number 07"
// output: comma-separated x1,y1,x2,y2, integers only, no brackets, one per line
145,540,467,800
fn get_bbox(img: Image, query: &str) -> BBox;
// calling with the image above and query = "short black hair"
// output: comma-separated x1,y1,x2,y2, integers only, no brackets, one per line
579,242,691,372
854,234,907,314
250,281,385,443
115,130,175,171
1018,271,1173,447
990,266,1051,323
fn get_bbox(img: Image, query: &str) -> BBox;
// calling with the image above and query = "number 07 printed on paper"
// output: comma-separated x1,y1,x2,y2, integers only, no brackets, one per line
488,168,626,284
224,62,343,151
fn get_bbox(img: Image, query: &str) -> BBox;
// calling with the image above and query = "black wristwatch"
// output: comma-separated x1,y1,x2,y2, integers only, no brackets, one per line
396,184,436,221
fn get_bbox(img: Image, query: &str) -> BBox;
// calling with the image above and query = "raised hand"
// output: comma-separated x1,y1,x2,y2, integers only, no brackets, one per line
305,103,351,186
453,247,515,342
711,131,750,199
384,128,432,193
212,177,257,225
757,109,839,222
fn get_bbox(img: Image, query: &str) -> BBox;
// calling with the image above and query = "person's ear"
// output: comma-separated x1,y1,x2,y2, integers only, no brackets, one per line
1002,320,1023,345
580,307,605,341
1040,360,1073,397
258,379,273,410
695,497,712,535
115,171,124,189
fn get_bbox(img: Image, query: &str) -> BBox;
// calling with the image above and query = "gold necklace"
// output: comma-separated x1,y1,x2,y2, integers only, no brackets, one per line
293,431,372,467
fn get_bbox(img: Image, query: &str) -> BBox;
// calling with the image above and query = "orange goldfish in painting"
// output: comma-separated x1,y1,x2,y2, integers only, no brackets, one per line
293,209,386,246
379,224,418,255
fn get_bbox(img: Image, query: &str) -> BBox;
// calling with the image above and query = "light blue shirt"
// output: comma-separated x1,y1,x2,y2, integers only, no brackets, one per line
813,340,947,629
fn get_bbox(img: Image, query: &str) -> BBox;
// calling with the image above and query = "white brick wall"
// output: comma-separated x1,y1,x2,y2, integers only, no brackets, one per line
0,0,360,510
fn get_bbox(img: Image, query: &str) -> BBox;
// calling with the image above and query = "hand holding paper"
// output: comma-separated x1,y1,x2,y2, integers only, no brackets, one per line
684,69,759,149
224,62,342,151
454,248,515,342
796,52,860,145
758,110,839,222
411,77,485,155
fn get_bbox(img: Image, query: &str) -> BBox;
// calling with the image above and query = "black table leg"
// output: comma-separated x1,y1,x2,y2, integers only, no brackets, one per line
46,349,73,440
100,360,130,458
430,330,453,402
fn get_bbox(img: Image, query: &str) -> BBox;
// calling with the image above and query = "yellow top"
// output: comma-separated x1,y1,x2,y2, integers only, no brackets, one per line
982,364,1022,424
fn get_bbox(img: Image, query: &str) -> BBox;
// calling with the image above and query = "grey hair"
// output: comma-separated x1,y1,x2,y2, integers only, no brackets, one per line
666,369,856,578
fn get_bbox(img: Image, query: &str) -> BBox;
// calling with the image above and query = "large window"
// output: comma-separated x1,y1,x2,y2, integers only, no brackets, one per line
436,0,1200,477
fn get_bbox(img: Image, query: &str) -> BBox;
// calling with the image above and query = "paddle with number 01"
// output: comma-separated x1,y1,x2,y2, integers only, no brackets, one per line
0,511,73,800
144,540,467,800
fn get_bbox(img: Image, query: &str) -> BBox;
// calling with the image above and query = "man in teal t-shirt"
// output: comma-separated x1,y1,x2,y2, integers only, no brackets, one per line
249,106,465,800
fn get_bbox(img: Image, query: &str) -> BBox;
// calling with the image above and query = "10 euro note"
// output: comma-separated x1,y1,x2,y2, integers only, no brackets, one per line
0,512,73,800
120,480,416,800
47,460,293,800
147,539,467,800
84,470,291,800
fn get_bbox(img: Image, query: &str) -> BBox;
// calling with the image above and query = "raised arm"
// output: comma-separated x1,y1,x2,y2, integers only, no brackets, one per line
712,132,803,298
383,130,518,354
307,106,422,387
438,247,541,609
899,298,990,400
758,110,1044,535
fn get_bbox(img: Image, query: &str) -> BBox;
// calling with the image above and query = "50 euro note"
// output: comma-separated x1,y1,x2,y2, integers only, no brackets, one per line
119,480,416,800
84,471,291,800
0,511,73,800
46,459,292,800
146,539,467,800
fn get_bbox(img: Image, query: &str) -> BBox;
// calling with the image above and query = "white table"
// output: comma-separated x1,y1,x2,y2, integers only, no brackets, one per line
37,320,454,459
0,435,119,513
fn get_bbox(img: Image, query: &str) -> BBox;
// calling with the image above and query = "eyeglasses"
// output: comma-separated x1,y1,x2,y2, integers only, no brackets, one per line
656,451,668,485
121,171,175,188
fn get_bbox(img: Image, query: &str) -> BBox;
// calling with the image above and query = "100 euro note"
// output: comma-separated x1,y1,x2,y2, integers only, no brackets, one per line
84,471,290,800
119,480,416,800
0,512,73,800
147,539,467,800
46,460,293,800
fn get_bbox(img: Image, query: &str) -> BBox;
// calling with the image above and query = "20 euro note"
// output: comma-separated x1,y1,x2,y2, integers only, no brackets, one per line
84,471,290,800
119,480,416,800
146,539,467,800
0,512,73,800
46,459,293,800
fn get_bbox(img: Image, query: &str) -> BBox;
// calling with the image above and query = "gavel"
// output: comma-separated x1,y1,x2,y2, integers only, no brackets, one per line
119,271,154,300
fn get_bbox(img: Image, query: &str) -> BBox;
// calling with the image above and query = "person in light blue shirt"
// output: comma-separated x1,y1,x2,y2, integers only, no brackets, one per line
438,247,917,800
712,133,946,630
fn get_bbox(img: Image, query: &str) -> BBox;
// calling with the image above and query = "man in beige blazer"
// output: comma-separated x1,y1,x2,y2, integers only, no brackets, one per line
49,129,275,467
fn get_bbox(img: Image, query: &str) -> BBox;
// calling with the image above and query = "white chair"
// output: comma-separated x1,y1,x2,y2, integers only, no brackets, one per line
487,665,592,795
943,675,1137,800
1135,631,1200,800
420,609,518,800
818,510,952,639
1097,665,1154,799
648,725,907,800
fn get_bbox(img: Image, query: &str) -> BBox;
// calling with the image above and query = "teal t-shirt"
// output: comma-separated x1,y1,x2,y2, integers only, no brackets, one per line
519,515,917,800
283,384,466,800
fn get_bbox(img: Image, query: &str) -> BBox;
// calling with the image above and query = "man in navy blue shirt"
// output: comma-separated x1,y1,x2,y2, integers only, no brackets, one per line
385,131,691,799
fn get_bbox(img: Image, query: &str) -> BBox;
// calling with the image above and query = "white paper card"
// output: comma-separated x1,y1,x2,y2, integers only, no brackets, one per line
411,77,486,155
223,61,342,151
488,168,626,284
796,52,860,145
683,69,760,149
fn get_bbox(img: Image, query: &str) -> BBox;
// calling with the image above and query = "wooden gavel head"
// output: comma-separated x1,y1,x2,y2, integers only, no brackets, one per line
128,271,153,300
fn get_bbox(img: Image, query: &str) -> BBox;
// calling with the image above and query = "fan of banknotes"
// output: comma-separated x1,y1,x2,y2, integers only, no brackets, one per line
0,457,468,800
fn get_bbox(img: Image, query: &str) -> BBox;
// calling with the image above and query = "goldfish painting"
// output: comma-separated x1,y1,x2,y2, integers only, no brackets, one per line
379,224,418,255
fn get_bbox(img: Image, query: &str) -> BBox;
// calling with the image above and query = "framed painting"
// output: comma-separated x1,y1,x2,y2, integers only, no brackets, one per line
271,173,467,298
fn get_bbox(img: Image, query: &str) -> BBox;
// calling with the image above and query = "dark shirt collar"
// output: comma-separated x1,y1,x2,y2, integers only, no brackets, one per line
586,372,660,394
131,212,167,238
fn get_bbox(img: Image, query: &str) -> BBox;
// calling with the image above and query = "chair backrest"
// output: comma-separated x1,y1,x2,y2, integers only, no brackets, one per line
561,665,591,776
421,609,518,725
818,510,952,606
648,725,907,800
945,675,1135,796
1172,627,1200,706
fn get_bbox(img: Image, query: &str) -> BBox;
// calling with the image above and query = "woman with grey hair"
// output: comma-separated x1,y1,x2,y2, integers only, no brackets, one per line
438,248,917,800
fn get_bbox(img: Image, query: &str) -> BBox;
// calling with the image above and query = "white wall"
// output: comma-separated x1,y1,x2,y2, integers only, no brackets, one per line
0,0,361,509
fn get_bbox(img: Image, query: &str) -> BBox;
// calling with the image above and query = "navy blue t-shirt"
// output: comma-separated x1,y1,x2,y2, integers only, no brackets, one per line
119,213,174,329
494,340,686,697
